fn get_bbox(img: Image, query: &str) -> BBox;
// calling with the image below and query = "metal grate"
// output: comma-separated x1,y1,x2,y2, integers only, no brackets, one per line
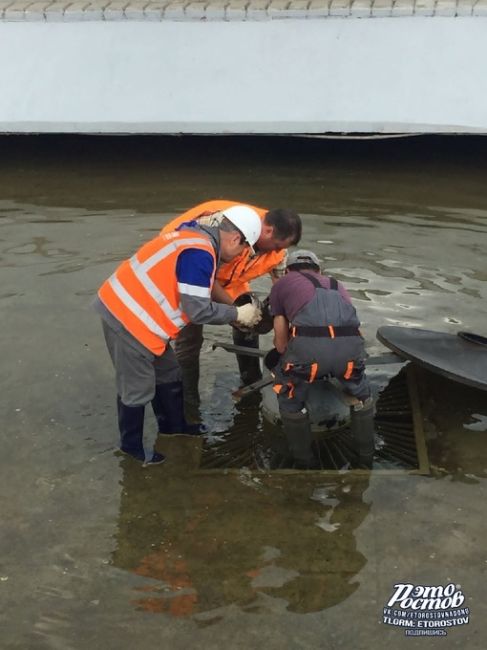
374,364,429,473
198,364,430,475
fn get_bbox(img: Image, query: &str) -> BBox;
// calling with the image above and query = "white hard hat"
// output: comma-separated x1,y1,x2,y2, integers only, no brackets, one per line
222,205,262,251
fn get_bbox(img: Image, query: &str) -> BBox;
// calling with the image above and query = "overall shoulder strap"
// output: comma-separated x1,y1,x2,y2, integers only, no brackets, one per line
298,271,323,289
299,272,338,290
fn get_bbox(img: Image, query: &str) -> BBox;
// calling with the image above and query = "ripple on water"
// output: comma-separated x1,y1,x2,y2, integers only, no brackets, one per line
2,179,487,633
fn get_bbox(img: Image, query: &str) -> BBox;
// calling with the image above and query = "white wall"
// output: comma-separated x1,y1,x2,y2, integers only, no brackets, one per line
1,18,486,134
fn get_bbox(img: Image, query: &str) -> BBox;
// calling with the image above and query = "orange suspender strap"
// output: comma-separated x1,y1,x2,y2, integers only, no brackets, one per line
328,325,335,339
308,362,318,383
344,361,354,380
273,382,295,399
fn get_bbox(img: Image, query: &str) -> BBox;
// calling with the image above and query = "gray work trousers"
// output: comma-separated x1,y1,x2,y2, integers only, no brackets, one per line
102,320,181,406
273,335,370,414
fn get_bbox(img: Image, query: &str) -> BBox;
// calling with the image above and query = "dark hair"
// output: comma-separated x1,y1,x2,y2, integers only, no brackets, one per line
287,262,320,273
219,216,245,244
264,208,302,246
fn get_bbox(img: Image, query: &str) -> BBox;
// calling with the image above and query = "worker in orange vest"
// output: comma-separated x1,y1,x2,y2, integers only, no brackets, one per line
94,206,263,465
161,200,302,412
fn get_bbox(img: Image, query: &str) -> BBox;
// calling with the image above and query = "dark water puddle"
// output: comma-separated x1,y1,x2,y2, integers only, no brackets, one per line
112,461,371,617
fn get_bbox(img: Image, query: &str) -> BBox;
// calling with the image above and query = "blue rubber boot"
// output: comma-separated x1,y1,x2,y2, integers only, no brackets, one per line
117,396,166,465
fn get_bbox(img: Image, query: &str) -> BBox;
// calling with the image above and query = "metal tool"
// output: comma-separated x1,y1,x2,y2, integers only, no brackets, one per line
212,342,267,358
232,377,274,400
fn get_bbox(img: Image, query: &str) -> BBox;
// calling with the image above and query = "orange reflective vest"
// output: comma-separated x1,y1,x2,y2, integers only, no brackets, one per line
162,200,286,301
98,229,216,355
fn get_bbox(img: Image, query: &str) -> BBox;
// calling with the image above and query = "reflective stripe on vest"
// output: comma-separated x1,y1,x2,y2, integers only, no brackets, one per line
99,231,216,355
107,274,171,340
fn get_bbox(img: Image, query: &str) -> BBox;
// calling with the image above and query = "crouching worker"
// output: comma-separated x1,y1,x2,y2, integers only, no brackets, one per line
94,207,263,466
268,250,375,469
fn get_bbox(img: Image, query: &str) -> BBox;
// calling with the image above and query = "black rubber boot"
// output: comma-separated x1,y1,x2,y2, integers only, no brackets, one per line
174,324,203,409
152,382,205,436
232,327,263,386
350,398,375,469
281,410,317,469
179,359,201,408
118,396,166,466
151,385,169,433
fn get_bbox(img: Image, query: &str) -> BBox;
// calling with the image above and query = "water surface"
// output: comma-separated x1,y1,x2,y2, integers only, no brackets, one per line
1,135,486,649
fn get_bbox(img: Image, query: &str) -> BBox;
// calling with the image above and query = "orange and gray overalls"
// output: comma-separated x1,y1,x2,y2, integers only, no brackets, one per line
272,272,370,414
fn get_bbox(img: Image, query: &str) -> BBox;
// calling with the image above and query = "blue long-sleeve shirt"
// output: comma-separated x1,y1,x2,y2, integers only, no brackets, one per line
176,243,237,325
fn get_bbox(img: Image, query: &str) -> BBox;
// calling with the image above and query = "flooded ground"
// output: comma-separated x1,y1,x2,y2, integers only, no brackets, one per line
1,135,486,649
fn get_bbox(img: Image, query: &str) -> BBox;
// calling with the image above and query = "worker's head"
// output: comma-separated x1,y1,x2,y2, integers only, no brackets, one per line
257,208,302,252
218,206,262,262
286,249,321,273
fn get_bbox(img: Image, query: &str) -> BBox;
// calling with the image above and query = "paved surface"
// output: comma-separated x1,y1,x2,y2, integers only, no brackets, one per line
0,0,485,21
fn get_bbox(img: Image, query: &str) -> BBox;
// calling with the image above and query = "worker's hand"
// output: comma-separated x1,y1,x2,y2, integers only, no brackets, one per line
236,303,262,328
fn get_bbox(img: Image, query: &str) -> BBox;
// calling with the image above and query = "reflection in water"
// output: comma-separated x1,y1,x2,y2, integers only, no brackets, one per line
113,394,371,618
111,362,487,621
419,367,487,483
112,450,370,618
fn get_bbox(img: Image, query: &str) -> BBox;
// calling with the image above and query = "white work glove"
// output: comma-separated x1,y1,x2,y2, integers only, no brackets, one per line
236,303,262,328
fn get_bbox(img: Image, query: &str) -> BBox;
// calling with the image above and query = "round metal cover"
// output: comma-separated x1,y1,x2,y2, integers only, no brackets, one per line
377,326,487,392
